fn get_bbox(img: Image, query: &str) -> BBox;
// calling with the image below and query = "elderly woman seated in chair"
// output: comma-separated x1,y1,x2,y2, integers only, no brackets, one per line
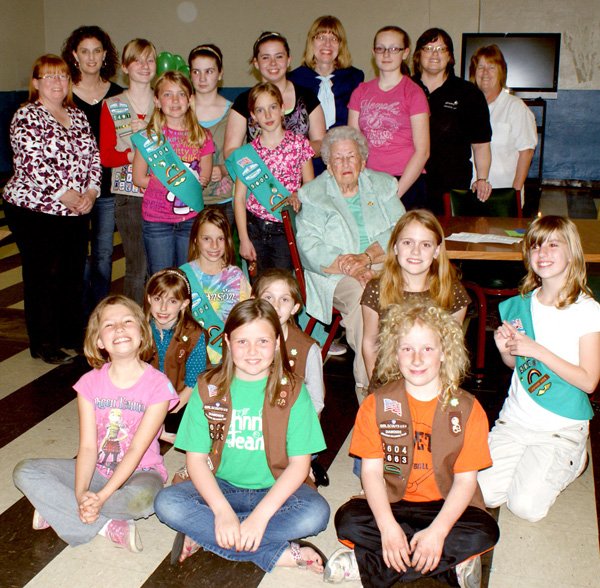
296,126,405,392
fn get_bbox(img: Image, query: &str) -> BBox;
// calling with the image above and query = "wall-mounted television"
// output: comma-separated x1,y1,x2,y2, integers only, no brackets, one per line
460,33,561,98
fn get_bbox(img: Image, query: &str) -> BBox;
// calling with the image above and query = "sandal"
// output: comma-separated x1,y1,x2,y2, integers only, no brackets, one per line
171,465,190,485
170,531,201,565
290,540,328,573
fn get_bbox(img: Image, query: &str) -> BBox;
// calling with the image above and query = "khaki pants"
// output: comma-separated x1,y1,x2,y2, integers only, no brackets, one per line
333,275,368,388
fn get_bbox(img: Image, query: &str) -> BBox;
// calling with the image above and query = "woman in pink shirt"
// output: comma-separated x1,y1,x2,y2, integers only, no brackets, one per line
349,26,429,210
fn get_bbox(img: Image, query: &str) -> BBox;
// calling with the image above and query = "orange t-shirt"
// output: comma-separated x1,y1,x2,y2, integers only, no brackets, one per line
350,392,492,502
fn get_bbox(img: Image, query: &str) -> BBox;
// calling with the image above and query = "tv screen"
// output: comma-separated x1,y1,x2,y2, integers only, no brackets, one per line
461,33,561,96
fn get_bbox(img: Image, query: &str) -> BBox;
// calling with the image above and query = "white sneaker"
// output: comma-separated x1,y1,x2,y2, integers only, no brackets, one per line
456,555,482,588
327,342,347,356
323,547,361,583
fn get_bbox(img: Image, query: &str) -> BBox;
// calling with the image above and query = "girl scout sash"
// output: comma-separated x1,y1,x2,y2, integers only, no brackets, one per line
131,130,204,212
225,143,290,220
105,95,143,196
180,263,224,362
499,293,593,420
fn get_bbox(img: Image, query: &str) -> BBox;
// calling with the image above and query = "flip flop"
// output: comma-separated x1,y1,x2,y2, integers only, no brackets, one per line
290,540,328,572
170,531,201,565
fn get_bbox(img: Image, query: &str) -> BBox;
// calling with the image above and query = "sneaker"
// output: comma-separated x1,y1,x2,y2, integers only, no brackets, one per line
323,547,360,583
105,519,143,553
456,555,482,588
32,509,50,530
327,342,347,356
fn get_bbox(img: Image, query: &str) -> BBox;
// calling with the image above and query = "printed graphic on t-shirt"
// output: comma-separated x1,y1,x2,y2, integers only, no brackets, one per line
226,407,264,451
98,408,129,475
359,98,402,147
94,396,147,477
405,417,434,496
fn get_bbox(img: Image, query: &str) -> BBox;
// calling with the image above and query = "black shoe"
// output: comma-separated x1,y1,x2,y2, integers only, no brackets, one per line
311,461,330,487
30,348,74,365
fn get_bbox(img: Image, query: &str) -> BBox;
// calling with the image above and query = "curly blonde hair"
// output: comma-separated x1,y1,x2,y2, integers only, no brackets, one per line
374,301,469,408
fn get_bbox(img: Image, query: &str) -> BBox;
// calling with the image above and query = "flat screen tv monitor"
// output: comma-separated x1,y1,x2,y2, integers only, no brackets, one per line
460,33,561,98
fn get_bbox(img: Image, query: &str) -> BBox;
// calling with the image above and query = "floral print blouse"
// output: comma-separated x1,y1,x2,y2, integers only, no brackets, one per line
4,101,101,216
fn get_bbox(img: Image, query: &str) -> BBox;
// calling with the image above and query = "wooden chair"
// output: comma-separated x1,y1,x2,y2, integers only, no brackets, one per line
443,188,523,379
281,206,343,359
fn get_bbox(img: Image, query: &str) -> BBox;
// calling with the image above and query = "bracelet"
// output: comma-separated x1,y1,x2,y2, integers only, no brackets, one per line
364,251,373,269
477,178,488,182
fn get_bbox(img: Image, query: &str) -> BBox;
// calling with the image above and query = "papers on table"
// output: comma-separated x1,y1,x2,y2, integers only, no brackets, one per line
445,232,522,245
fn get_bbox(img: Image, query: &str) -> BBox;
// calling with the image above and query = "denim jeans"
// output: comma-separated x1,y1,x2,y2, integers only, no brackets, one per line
114,194,146,305
154,479,330,571
143,217,195,276
13,458,163,546
84,196,115,315
247,212,292,276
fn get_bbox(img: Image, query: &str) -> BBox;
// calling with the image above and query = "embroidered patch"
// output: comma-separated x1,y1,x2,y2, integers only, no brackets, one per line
208,384,219,397
290,348,298,356
449,412,462,435
384,463,403,476
178,349,186,360
204,402,227,422
379,419,409,439
509,318,525,333
208,422,225,440
207,455,215,471
383,398,403,417
450,397,459,407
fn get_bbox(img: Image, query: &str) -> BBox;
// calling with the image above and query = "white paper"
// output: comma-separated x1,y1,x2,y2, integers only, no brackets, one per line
445,232,522,244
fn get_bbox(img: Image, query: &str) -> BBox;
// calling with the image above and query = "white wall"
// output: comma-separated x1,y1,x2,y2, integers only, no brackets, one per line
1,0,597,90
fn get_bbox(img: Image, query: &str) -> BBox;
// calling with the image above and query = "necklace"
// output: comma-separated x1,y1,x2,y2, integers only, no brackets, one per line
125,90,152,115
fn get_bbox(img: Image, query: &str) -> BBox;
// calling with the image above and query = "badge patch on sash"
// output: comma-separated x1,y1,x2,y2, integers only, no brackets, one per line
449,412,462,436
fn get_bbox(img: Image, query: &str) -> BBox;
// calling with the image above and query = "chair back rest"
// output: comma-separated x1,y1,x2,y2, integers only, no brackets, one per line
444,188,522,218
281,206,308,302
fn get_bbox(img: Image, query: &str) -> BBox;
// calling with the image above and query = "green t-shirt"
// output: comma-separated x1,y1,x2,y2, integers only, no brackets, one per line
175,376,326,489
345,194,370,252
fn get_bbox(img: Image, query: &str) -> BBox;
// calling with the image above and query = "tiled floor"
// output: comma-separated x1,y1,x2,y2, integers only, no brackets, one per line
0,189,599,587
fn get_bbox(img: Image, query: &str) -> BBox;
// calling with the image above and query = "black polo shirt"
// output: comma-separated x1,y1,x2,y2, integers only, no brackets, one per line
414,72,491,194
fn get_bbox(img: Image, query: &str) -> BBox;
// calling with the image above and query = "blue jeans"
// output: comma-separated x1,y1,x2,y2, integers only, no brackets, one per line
13,458,163,546
143,217,195,277
114,194,146,304
154,479,330,571
84,196,115,314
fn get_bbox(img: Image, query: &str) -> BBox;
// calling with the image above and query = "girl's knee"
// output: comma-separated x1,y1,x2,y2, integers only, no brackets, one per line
13,458,37,489
506,491,552,522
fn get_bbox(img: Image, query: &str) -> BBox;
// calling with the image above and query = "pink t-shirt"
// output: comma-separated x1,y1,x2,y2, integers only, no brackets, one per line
246,130,314,222
74,363,179,482
349,77,429,176
142,126,215,223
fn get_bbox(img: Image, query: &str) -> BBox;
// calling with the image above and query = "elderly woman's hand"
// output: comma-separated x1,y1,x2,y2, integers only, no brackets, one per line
337,253,369,276
288,192,302,213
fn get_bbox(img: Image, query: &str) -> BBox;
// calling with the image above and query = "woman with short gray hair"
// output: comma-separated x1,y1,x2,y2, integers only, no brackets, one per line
296,126,405,391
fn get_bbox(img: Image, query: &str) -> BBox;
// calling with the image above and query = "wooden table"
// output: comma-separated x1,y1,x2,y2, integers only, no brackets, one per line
440,216,600,262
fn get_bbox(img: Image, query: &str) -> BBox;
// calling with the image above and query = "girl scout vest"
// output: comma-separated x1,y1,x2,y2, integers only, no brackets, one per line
104,93,153,196
149,321,205,393
197,375,314,487
285,323,317,379
374,379,486,510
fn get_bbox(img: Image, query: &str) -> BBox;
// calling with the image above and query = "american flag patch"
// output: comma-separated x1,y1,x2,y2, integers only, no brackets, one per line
384,398,402,417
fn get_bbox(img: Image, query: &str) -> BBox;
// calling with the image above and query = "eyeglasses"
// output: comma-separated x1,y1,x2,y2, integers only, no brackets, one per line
314,33,340,44
422,45,448,54
373,46,405,54
39,74,70,81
